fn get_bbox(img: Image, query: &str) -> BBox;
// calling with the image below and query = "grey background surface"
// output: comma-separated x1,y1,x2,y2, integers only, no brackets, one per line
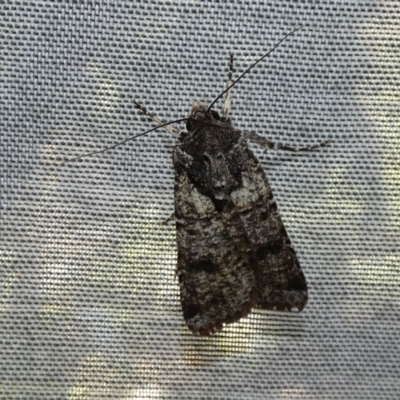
1,1,399,399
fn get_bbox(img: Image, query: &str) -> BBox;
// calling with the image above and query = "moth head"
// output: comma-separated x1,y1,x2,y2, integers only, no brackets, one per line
186,101,221,132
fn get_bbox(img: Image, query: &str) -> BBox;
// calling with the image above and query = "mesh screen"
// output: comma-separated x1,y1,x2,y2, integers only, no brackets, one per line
1,1,399,399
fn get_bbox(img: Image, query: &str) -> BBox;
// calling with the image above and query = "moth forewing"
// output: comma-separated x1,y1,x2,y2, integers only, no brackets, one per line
173,102,308,335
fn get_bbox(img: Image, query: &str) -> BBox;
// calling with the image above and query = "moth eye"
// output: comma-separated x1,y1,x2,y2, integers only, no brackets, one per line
210,110,220,120
186,119,192,131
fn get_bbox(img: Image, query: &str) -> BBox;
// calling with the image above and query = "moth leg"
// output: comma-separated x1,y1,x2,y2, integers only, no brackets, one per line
243,130,331,152
134,100,182,136
221,53,234,122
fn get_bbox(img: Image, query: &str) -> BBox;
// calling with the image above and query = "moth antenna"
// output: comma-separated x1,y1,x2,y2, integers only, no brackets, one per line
64,26,302,165
207,25,303,112
61,118,187,165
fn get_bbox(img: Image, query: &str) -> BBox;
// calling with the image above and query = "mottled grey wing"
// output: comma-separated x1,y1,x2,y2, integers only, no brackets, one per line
174,172,257,335
231,150,308,311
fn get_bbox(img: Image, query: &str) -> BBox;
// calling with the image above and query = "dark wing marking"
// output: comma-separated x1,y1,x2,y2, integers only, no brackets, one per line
231,151,308,312
174,172,256,335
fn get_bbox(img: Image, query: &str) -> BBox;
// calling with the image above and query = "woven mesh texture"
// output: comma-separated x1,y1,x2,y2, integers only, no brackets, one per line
1,1,399,399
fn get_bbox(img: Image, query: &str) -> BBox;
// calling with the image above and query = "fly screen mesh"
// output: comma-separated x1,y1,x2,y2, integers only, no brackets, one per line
1,1,399,399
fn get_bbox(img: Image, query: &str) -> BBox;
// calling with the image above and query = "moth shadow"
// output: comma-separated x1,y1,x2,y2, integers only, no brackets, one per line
179,311,308,364
247,310,309,337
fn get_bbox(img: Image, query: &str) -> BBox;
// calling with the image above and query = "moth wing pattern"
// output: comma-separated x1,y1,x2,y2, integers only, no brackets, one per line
174,171,256,335
232,150,308,312
173,105,307,335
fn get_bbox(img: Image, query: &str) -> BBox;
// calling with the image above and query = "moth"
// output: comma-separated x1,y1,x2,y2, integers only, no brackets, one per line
66,27,329,335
